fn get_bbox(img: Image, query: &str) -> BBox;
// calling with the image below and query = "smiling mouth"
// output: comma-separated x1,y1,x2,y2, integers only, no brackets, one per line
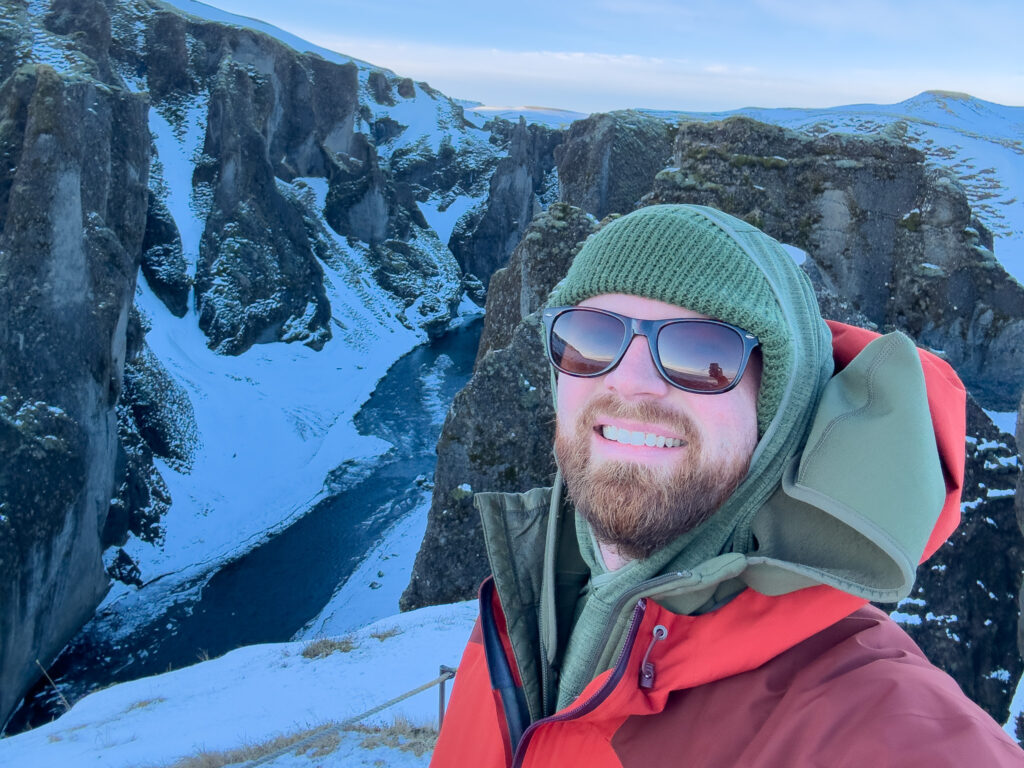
598,424,686,448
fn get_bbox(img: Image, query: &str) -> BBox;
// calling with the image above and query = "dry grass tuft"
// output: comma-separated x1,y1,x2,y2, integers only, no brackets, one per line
301,634,357,658
153,715,437,768
126,697,167,712
352,715,438,757
368,625,402,642
307,731,341,758
160,725,340,768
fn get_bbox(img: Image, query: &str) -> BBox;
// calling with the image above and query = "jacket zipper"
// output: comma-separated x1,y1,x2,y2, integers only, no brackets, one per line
509,598,649,768
582,570,690,684
638,624,669,689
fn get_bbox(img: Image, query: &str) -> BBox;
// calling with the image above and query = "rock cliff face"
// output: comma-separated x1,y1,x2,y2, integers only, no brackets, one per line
190,46,336,354
449,117,562,287
102,305,197,559
892,399,1021,721
0,0,516,726
555,110,673,220
0,46,149,728
1018,391,1024,672
645,117,1024,411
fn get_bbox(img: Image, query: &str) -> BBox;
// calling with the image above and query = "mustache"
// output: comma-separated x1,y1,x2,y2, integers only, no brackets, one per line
574,393,699,443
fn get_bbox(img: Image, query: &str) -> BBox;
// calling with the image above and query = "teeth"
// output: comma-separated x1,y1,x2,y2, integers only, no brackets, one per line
600,425,683,448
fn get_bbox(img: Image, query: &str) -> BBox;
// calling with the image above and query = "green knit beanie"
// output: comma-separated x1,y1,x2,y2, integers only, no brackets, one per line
546,204,825,435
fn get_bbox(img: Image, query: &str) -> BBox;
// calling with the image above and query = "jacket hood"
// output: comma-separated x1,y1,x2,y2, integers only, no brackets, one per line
740,322,962,600
640,321,962,614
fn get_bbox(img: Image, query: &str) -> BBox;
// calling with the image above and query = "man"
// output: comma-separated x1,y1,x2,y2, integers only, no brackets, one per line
431,204,1023,766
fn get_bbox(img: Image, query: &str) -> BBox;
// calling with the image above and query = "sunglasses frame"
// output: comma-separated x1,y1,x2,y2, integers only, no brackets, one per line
542,305,760,395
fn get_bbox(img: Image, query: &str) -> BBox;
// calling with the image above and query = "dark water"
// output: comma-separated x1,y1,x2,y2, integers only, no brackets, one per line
7,317,483,734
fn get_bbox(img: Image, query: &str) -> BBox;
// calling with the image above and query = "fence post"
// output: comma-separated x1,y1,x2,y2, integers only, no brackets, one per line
438,665,456,729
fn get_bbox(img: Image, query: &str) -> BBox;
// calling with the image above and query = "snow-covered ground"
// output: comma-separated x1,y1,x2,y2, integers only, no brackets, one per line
460,101,589,128
986,409,1020,441
0,597,477,768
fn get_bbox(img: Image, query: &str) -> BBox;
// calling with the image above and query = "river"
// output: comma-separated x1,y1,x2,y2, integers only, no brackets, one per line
6,316,483,733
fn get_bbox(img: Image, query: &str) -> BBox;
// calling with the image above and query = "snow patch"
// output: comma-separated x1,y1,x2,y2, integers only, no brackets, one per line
462,103,588,128
0,603,477,768
781,243,807,265
983,409,1019,438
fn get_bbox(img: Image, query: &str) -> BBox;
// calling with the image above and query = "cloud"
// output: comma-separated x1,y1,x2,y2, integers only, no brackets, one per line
291,27,1023,112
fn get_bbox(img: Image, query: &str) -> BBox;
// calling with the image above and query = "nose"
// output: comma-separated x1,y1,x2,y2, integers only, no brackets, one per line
602,334,670,398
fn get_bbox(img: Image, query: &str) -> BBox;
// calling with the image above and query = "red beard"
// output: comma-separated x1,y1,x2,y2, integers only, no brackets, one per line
555,393,751,560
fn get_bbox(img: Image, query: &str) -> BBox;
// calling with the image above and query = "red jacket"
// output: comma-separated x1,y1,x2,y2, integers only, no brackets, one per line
432,324,1024,766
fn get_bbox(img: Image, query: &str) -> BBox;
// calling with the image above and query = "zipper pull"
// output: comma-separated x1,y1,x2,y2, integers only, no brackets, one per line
638,624,668,690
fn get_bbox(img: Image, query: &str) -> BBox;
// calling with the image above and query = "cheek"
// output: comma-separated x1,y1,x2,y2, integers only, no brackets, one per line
555,374,590,434
711,392,759,456
685,382,758,456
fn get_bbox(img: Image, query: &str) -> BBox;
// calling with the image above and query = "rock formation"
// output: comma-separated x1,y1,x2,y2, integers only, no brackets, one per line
1017,392,1024,674
645,117,1024,411
191,47,336,354
449,116,562,287
140,194,190,318
103,305,197,557
892,399,1021,722
400,204,597,609
556,110,674,220
0,52,149,727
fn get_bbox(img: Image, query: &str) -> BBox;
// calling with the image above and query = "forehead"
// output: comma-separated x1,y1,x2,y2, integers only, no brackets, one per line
578,293,709,321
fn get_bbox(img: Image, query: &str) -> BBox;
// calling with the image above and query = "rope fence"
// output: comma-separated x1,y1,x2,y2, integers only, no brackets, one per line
242,664,456,767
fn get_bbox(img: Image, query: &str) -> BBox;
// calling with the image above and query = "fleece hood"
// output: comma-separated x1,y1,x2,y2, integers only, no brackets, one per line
540,205,844,708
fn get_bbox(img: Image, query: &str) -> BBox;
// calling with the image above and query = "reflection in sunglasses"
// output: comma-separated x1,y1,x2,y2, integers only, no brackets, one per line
544,306,758,395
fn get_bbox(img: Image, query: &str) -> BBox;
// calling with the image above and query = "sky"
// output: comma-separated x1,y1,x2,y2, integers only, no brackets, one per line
198,0,1023,113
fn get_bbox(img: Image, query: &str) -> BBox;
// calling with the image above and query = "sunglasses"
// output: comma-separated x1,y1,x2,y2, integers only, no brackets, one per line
542,306,759,394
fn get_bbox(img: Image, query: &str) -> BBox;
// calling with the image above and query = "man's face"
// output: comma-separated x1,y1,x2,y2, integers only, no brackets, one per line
554,293,761,563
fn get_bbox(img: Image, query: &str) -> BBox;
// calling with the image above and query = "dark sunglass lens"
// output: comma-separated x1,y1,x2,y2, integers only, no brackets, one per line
657,322,744,391
550,310,627,375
